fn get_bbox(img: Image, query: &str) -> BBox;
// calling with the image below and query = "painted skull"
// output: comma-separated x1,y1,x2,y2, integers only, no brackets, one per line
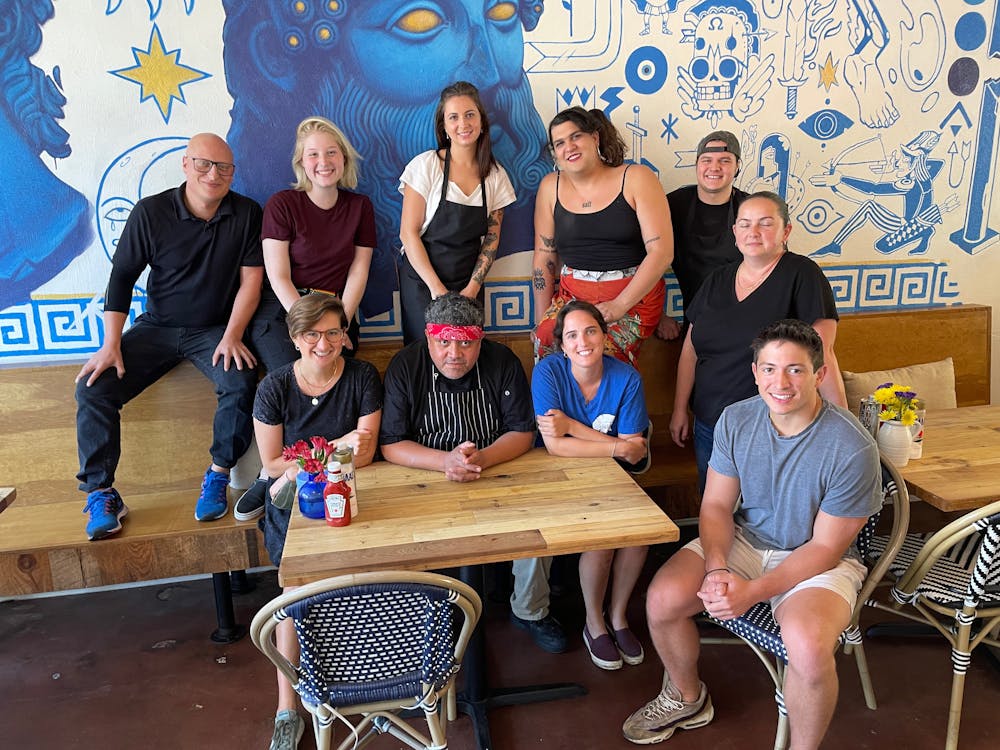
689,10,749,110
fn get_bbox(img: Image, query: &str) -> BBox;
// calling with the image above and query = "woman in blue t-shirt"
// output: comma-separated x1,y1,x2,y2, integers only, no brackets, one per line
531,300,651,672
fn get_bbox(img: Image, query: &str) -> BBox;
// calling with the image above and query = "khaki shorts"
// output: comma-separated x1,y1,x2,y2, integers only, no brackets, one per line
684,528,867,612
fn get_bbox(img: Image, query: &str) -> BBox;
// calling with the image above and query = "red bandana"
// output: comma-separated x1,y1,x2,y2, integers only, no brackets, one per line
425,323,484,341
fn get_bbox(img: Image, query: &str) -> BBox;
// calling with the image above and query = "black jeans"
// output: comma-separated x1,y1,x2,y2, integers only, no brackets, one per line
75,317,258,492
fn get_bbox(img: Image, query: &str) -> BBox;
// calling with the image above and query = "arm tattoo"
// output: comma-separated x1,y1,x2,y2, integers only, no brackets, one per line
532,268,546,291
472,242,497,284
541,234,556,250
471,211,503,285
644,235,661,246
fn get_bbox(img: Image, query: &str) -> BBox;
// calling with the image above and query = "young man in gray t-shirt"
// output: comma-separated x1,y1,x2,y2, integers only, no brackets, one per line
624,319,880,748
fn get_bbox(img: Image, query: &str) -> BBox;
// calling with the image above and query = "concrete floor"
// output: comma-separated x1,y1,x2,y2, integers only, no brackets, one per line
1,550,997,750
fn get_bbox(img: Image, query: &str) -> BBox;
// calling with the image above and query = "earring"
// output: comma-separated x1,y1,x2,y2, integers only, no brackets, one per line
598,147,608,163
294,345,300,351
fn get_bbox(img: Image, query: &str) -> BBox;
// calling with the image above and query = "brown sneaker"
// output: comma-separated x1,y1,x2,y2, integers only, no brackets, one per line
622,680,714,744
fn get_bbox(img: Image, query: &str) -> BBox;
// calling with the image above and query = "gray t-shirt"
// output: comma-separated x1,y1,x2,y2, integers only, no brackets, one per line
709,396,881,552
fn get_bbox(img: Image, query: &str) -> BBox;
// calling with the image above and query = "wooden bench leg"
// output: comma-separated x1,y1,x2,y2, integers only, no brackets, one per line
210,571,247,643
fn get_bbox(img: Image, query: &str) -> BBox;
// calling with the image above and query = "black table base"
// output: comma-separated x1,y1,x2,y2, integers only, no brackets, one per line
456,565,586,750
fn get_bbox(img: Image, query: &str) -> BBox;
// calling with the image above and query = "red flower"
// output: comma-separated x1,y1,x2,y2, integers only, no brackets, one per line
282,435,334,472
302,458,326,476
311,436,332,458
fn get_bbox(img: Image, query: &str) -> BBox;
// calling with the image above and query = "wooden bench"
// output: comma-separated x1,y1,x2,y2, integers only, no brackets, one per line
0,304,991,604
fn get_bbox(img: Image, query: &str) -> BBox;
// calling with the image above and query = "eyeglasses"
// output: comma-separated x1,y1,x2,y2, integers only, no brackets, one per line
301,328,345,343
188,157,235,176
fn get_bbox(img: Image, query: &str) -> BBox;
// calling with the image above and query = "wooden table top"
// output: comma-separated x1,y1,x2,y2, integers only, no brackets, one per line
279,449,680,587
0,487,14,514
899,404,1000,512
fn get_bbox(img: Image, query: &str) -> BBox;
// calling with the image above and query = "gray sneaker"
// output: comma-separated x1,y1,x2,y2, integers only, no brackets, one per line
269,709,305,750
622,680,714,744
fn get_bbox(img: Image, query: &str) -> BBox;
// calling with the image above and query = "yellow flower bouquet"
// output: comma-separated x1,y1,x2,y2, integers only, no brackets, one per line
873,382,918,426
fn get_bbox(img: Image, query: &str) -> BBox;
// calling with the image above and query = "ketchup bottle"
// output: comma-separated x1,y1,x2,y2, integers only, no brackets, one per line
323,461,352,527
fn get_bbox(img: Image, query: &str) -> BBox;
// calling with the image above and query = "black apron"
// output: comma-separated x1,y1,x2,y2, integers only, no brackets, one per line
398,150,488,344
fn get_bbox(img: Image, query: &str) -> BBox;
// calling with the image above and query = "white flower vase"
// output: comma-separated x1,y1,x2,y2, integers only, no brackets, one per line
877,420,912,467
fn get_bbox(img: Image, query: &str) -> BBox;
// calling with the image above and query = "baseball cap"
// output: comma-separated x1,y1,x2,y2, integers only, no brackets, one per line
696,131,741,160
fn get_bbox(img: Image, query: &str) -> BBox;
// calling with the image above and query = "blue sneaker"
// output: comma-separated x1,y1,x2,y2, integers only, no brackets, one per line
195,468,230,521
83,488,128,541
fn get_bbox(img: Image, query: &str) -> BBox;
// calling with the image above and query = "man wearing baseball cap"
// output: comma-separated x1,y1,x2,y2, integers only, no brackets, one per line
657,131,748,340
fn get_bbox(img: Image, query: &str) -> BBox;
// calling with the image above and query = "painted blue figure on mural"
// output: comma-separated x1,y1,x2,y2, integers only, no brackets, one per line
630,0,679,36
676,0,775,129
744,132,805,210
0,0,92,311
220,1,549,317
809,130,958,257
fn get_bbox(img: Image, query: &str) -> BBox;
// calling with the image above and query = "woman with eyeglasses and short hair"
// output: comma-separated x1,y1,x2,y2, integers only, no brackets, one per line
252,292,382,748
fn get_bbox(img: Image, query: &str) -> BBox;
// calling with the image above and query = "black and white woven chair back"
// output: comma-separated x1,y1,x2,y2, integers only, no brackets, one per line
888,510,1000,611
285,582,461,711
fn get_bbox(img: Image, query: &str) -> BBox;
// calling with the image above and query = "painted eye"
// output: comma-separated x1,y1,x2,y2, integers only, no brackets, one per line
394,8,443,35
103,206,132,224
798,109,854,141
487,2,517,22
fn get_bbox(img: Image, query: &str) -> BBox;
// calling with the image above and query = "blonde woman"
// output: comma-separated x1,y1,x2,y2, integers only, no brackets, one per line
242,117,376,522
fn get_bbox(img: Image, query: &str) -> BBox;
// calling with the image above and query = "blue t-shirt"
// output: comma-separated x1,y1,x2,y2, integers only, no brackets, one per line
531,353,648,436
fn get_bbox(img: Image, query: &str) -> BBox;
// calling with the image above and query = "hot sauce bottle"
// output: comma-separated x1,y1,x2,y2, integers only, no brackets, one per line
323,461,352,527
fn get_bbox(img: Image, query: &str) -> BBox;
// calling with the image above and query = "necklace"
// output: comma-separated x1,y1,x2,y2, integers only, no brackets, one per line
736,252,784,293
296,359,343,406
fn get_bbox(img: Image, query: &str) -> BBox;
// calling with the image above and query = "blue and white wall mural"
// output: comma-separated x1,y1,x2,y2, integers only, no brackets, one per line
2,0,999,391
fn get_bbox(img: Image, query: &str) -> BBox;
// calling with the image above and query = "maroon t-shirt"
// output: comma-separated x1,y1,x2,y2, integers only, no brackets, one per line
261,189,377,294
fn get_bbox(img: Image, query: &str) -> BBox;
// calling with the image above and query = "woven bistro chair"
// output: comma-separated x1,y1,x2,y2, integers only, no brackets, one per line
866,498,1000,750
700,455,911,750
251,571,482,750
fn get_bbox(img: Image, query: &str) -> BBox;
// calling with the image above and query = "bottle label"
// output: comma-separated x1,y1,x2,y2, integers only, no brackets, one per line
325,493,347,518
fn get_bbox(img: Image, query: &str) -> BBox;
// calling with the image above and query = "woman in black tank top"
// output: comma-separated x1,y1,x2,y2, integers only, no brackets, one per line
532,107,674,368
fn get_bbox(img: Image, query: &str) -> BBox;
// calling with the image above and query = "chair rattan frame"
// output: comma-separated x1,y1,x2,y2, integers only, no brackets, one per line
251,570,482,750
867,498,1000,750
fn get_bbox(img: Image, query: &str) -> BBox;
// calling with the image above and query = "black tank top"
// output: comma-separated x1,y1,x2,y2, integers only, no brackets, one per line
553,165,646,271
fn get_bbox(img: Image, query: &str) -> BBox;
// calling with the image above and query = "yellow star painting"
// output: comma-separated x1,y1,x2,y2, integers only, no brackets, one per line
818,52,839,92
110,25,209,122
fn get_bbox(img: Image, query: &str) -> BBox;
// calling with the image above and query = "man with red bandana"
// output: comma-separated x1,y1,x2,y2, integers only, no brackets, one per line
380,292,567,653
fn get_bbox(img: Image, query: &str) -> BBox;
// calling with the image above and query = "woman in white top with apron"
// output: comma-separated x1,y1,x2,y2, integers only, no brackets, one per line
397,81,516,344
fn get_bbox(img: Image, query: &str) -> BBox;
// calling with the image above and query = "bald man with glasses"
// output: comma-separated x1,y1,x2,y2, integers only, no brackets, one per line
75,133,264,540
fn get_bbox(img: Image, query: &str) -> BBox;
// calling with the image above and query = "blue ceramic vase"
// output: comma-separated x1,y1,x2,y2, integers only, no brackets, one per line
297,471,327,519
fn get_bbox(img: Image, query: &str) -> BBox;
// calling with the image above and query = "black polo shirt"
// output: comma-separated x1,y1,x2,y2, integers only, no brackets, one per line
105,184,263,327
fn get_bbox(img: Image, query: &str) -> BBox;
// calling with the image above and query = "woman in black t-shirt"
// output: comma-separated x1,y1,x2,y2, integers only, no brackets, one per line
251,293,382,746
669,191,847,489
